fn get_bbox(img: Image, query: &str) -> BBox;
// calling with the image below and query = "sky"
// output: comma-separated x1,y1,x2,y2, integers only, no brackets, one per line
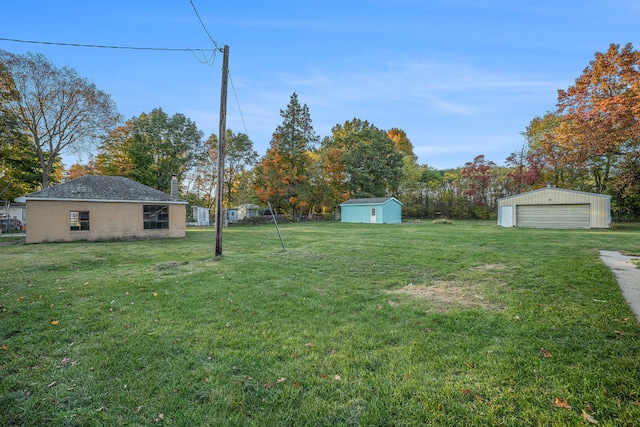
2,1,640,170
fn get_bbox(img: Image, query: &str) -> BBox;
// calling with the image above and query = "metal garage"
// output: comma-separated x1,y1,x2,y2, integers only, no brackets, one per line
498,186,611,229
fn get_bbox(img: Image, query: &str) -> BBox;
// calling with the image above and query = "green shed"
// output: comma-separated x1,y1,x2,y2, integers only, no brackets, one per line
340,197,403,224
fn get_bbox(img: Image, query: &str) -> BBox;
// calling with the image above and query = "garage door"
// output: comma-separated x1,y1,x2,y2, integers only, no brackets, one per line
516,204,590,229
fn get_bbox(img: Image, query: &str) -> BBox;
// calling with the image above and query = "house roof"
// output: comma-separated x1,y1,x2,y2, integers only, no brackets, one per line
340,197,403,206
497,186,611,202
17,175,187,204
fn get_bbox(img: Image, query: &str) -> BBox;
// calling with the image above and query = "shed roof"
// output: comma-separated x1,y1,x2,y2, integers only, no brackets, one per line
497,187,610,202
340,197,403,206
17,175,187,204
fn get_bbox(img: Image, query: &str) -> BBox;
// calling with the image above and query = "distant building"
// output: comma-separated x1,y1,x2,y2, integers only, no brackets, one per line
340,197,403,224
190,206,210,226
226,208,238,225
236,204,261,220
1,201,26,225
16,175,187,243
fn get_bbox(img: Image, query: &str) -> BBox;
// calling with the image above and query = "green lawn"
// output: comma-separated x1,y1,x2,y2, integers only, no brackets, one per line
1,221,640,426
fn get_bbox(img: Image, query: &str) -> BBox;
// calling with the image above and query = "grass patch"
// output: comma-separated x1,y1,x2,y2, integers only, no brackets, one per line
1,221,640,426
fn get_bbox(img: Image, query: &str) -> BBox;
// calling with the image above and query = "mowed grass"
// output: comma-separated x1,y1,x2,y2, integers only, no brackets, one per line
1,221,640,426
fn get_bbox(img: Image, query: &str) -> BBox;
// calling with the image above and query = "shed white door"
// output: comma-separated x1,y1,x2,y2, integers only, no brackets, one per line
516,204,590,229
370,207,377,223
499,206,513,227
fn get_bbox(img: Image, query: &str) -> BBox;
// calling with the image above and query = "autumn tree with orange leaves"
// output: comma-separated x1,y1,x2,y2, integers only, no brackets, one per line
521,43,640,218
519,112,590,191
554,43,640,193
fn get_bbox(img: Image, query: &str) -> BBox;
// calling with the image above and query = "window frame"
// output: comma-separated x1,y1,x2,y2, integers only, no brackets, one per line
143,205,169,230
70,211,90,231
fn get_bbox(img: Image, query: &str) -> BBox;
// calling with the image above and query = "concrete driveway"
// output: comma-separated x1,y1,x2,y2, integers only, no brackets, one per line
599,250,640,323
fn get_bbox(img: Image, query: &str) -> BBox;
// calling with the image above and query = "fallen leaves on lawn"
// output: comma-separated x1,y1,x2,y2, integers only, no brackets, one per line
277,377,286,384
552,397,571,409
264,381,274,389
47,381,57,388
154,413,164,423
50,320,59,325
153,292,159,297
582,409,598,424
540,347,552,358
334,374,342,381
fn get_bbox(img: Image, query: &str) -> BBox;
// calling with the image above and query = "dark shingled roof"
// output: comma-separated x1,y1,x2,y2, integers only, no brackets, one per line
23,175,185,203
340,197,402,205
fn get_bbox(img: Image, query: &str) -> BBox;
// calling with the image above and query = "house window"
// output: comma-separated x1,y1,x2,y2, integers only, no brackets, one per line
144,205,169,229
70,211,90,231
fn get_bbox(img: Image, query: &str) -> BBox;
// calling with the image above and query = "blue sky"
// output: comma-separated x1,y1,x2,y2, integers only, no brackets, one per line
2,1,639,169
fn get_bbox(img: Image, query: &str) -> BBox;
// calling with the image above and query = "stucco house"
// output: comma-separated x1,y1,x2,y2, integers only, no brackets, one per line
340,197,403,224
497,186,611,229
16,175,187,244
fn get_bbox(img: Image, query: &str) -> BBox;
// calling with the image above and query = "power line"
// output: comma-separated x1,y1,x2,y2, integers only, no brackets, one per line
190,0,220,51
2,7,247,135
229,72,250,137
0,37,216,53
187,2,252,140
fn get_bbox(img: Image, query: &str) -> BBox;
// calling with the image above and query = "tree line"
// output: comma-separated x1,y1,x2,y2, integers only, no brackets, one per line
2,44,640,221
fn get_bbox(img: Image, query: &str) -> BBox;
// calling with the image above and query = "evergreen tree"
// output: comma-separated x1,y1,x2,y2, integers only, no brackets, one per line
254,93,319,216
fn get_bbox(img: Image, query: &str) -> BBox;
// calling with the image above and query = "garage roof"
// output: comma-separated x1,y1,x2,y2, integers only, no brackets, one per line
498,186,610,202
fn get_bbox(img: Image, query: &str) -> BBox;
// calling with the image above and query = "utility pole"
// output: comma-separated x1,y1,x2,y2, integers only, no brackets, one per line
215,45,229,256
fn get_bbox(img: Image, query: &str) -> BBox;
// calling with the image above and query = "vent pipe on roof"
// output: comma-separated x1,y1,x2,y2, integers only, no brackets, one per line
171,174,179,198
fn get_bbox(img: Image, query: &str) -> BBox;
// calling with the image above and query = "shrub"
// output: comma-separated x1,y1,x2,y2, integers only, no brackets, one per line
432,218,454,225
